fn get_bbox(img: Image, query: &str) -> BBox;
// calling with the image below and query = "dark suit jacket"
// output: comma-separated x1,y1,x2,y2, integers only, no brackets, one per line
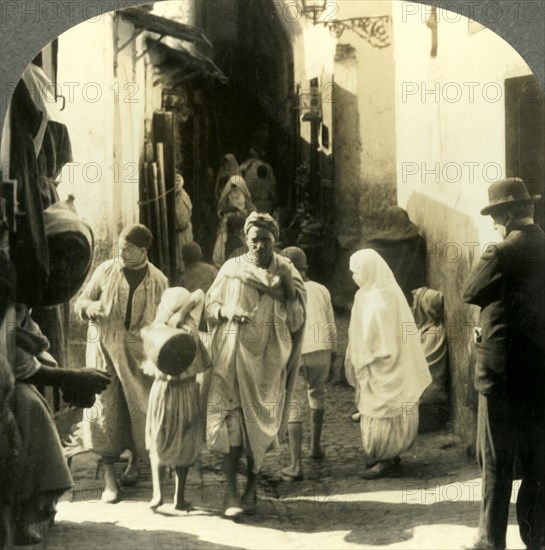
463,224,545,402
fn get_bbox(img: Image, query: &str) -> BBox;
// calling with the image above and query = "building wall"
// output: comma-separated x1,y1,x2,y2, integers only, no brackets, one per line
56,11,160,249
56,15,116,245
277,0,396,305
284,0,396,242
393,2,533,443
54,9,161,367
338,0,396,240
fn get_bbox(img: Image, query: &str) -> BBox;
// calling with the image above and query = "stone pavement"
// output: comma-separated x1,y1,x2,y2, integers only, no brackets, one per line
35,381,526,550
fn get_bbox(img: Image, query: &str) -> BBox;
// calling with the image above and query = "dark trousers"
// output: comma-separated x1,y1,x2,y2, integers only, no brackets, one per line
477,393,545,549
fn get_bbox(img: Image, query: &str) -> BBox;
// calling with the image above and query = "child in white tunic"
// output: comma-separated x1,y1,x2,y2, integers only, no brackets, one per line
142,287,209,510
346,249,431,479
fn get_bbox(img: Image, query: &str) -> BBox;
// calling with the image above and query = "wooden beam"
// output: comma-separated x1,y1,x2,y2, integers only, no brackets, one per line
119,7,213,48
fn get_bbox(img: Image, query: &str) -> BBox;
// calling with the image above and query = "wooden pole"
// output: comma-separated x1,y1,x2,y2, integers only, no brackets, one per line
149,162,164,270
152,112,177,282
156,142,171,279
142,161,156,265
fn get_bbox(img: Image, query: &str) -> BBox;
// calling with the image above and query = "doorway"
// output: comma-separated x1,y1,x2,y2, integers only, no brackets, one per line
505,74,545,228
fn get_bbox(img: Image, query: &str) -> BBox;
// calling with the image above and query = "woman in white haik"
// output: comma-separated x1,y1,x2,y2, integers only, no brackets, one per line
346,249,432,479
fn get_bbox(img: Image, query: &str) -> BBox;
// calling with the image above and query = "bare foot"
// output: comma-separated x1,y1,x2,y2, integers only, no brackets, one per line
174,500,192,512
149,495,163,510
359,458,400,480
101,479,120,504
310,448,326,460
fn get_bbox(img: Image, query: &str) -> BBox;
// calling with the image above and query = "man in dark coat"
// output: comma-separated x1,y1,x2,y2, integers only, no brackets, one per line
463,177,545,550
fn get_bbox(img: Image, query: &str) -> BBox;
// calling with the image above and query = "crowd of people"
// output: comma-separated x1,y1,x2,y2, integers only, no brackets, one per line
3,169,544,550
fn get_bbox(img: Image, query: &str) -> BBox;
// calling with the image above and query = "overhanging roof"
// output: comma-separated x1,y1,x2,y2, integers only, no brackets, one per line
120,7,212,48
146,37,228,85
117,7,227,85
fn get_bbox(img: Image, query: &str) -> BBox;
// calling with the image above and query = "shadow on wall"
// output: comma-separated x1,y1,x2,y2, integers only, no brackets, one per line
327,177,397,313
406,192,481,449
328,68,397,309
332,67,363,240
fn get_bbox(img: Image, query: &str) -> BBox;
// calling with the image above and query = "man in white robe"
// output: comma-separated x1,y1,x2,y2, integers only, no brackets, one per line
205,212,306,518
75,224,168,503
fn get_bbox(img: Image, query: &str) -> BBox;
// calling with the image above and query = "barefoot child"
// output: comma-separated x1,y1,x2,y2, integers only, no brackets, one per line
280,247,336,481
142,287,210,511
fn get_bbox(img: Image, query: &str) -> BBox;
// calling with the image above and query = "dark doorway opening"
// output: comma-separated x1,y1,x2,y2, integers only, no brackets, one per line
505,74,545,229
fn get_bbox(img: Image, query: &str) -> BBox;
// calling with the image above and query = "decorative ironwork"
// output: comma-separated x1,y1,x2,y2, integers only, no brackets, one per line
323,15,391,49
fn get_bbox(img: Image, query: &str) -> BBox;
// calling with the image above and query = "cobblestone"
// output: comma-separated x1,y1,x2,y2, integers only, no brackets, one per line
39,381,526,550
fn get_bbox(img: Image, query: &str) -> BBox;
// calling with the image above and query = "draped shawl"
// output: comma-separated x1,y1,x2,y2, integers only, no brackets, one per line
346,249,431,418
205,252,306,472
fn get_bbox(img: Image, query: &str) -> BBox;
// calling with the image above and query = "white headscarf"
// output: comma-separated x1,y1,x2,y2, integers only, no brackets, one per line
347,249,431,417
349,248,398,291
348,249,408,366
217,175,254,217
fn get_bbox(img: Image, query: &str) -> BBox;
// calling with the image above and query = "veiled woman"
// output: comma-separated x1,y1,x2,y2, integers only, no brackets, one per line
213,175,255,268
214,153,241,201
346,249,431,479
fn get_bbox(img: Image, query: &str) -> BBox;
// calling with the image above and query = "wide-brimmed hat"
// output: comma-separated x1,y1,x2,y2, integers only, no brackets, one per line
480,177,541,215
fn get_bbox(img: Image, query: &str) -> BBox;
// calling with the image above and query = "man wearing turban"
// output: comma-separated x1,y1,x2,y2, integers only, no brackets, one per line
205,212,306,518
74,223,168,503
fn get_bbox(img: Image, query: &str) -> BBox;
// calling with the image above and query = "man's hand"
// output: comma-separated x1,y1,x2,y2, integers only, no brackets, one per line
60,369,111,408
220,305,252,324
84,302,104,322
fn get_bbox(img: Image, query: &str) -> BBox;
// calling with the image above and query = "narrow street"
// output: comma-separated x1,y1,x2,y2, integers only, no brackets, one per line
2,3,545,550
41,382,524,550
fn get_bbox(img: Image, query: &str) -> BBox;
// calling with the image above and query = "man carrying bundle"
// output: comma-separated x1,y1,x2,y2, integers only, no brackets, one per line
205,212,306,519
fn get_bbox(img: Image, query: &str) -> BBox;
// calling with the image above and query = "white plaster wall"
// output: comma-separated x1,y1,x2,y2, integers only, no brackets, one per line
56,10,158,247
152,0,195,24
56,15,116,246
283,0,396,208
393,1,534,442
394,1,531,245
